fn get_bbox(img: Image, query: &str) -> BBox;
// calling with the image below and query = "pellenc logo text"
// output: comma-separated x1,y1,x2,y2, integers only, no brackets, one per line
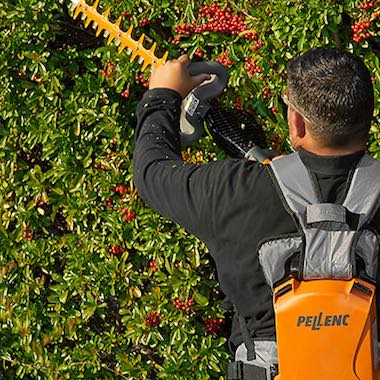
296,312,350,331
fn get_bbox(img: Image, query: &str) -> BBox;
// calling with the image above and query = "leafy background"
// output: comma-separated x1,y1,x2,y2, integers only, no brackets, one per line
0,0,379,378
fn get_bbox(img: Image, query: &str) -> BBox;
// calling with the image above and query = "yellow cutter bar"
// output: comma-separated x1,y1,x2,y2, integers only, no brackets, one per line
71,0,169,71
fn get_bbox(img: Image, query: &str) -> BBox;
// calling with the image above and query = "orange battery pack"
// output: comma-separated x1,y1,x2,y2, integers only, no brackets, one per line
274,278,380,380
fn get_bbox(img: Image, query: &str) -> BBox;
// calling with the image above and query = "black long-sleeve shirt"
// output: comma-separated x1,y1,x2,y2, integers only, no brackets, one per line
133,88,380,351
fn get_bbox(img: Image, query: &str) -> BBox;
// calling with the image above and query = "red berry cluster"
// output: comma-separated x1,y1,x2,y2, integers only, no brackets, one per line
109,246,124,255
145,311,162,326
251,39,264,51
114,183,129,196
138,18,150,26
124,210,136,222
358,1,378,9
244,57,262,79
352,1,380,43
215,51,233,67
172,36,182,44
172,298,194,312
175,4,260,41
136,74,149,88
94,162,106,170
203,318,226,335
121,89,130,99
263,88,271,99
22,226,33,241
150,260,158,272
352,19,374,43
101,62,115,78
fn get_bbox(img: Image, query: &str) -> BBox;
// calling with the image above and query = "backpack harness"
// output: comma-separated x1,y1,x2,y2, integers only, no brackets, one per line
228,152,380,380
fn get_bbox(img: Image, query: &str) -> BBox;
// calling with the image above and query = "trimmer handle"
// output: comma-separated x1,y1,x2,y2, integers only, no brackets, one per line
180,61,229,146
188,61,229,104
245,146,271,165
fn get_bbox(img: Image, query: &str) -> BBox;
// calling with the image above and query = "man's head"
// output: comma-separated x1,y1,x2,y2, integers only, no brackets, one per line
286,47,374,153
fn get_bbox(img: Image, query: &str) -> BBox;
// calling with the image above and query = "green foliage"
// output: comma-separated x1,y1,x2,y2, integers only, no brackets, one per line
0,0,379,378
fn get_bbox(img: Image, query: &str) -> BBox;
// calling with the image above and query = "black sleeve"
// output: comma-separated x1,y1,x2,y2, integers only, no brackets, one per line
133,88,259,242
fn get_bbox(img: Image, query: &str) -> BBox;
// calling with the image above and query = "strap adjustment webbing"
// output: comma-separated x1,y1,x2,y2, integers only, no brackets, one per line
227,361,268,380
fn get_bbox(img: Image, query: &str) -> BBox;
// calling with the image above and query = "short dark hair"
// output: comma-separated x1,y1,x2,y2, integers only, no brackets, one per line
287,47,374,147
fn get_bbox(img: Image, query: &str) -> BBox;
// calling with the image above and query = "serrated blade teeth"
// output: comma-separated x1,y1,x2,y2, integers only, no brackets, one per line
107,33,116,45
84,16,92,28
71,0,170,73
118,43,126,53
149,42,157,54
71,0,80,13
103,8,111,20
130,50,138,62
73,7,82,20
161,51,169,63
73,8,81,19
141,61,150,72
126,25,133,36
138,34,145,45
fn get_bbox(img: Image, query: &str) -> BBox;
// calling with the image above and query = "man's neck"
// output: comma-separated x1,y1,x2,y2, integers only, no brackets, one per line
296,140,366,157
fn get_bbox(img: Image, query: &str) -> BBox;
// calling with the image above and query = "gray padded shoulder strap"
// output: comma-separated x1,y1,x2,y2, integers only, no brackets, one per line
269,152,317,223
343,154,380,228
269,152,380,227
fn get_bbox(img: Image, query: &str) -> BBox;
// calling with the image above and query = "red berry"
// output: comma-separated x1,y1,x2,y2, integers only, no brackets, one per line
109,246,123,255
150,260,158,272
121,89,130,99
124,211,136,222
145,311,162,326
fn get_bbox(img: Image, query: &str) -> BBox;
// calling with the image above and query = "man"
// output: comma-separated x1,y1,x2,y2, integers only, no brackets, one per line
133,48,380,377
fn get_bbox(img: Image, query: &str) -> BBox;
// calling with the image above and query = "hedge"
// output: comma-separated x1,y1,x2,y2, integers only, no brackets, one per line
0,0,379,379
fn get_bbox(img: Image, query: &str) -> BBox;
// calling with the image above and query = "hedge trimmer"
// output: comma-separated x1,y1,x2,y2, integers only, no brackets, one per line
69,0,268,159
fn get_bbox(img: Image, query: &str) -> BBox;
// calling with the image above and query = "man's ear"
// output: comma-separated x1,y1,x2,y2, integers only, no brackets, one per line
290,109,306,138
288,108,306,150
